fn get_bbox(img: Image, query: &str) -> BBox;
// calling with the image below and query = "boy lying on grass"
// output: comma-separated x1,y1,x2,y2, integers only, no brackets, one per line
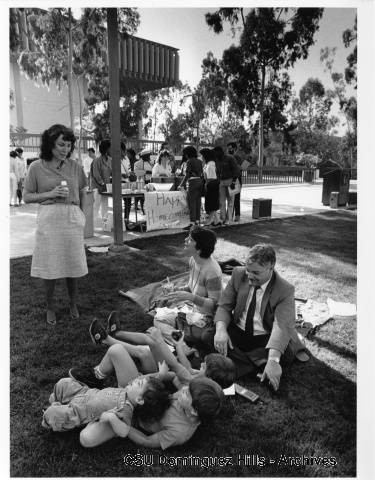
86,311,235,389
42,347,171,439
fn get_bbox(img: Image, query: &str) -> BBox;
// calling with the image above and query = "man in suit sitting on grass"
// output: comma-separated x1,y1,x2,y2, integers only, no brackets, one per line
202,243,308,391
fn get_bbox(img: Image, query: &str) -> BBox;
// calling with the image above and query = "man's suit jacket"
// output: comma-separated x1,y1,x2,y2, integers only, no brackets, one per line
214,267,305,356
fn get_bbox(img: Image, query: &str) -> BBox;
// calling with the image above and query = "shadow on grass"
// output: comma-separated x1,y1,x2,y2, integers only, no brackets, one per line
10,348,356,477
10,210,356,477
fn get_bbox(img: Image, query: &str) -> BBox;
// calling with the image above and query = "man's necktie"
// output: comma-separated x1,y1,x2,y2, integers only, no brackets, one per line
245,286,261,337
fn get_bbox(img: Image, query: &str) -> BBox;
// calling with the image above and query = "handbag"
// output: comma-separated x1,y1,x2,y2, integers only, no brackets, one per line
176,312,214,347
228,178,241,196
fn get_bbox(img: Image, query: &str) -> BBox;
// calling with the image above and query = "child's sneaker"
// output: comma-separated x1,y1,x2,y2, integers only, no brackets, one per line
89,319,107,345
69,366,104,389
106,311,121,336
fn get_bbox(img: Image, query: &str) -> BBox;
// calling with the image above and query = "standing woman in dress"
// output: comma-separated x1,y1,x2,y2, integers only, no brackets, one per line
201,148,221,226
23,124,88,325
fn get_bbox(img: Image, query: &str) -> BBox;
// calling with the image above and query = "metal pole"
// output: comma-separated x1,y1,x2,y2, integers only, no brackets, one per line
107,8,123,245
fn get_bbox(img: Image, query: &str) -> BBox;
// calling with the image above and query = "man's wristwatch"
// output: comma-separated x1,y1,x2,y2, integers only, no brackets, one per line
269,357,280,363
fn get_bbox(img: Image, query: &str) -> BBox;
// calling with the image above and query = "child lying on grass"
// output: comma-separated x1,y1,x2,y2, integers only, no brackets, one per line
42,348,171,439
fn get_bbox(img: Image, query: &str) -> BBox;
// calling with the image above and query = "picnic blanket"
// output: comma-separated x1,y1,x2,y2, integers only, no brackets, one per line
119,271,190,313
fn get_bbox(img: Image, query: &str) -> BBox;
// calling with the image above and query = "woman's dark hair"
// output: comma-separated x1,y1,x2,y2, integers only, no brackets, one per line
182,146,197,159
99,139,111,155
87,147,95,154
157,149,170,164
200,148,215,163
40,124,76,161
10,151,18,158
126,148,136,157
15,147,23,156
212,146,224,162
199,148,210,161
190,226,217,258
134,377,171,423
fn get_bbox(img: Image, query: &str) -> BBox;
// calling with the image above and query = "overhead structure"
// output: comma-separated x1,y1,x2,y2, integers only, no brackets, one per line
116,35,180,93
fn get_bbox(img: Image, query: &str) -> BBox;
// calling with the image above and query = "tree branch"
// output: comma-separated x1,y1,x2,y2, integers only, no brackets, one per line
240,8,245,28
276,8,284,22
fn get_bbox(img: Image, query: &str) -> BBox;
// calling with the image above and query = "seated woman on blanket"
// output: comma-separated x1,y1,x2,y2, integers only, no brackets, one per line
169,226,222,318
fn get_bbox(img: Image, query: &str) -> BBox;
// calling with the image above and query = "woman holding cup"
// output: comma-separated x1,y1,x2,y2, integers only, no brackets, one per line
165,226,222,315
23,124,88,325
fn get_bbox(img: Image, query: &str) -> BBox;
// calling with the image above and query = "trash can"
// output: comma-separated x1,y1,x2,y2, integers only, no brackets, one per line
348,191,357,205
83,190,94,238
303,169,314,183
317,160,350,206
252,198,272,219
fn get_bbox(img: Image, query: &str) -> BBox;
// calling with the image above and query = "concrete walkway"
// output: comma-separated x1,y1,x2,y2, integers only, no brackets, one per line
10,181,355,259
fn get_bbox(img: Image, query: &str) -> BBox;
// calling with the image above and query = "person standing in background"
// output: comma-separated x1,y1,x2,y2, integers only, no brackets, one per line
87,148,96,161
134,149,153,215
90,140,112,228
10,151,20,207
214,146,240,225
23,124,88,326
152,150,172,178
126,148,137,172
227,142,243,222
160,141,176,173
120,142,131,178
179,146,203,228
15,148,26,205
200,148,221,226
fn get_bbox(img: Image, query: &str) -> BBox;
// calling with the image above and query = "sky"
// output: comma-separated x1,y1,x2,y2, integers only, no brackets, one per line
135,7,357,135
137,7,356,95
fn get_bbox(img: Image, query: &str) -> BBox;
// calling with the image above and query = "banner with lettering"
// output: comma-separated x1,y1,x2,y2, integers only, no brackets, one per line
144,191,190,231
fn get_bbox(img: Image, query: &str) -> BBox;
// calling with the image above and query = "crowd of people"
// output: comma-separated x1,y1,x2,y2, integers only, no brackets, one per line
15,123,308,451
86,138,244,229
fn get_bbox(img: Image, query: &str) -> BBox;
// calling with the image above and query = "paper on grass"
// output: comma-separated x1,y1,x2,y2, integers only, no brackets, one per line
327,299,357,318
224,384,235,396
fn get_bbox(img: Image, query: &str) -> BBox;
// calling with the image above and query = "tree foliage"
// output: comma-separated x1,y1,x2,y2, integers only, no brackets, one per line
292,78,335,133
90,93,147,144
143,82,191,141
9,7,140,138
288,78,342,162
320,42,357,167
342,15,357,88
204,7,324,171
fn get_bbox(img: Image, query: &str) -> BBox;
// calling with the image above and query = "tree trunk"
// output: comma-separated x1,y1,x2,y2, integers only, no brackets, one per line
67,9,74,131
258,64,266,182
196,114,200,151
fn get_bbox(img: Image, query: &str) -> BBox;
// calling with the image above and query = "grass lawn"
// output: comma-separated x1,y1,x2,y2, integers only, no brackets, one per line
10,210,357,477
